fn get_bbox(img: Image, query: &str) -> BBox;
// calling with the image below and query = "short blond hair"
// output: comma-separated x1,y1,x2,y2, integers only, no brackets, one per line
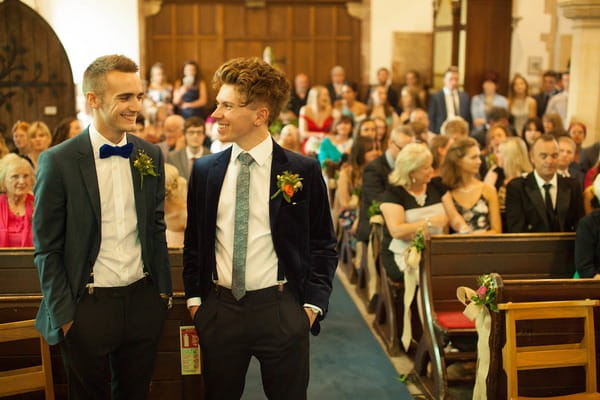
27,121,52,140
0,153,34,193
82,54,138,95
389,142,432,188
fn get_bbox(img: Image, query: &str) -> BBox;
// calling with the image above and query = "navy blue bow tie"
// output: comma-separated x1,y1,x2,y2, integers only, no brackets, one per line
99,143,133,159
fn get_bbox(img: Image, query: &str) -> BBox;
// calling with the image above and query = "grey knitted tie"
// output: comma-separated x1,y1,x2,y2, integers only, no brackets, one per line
231,152,254,300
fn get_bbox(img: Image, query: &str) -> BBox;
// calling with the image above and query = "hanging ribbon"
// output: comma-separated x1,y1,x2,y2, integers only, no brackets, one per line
366,215,384,301
456,286,491,400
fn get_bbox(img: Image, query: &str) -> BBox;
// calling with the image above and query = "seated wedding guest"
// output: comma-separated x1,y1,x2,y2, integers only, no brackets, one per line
441,137,501,233
403,69,427,108
522,117,544,150
356,125,415,244
52,117,82,146
299,85,333,155
318,116,353,167
364,67,399,112
584,154,600,190
11,121,30,156
26,121,52,170
410,121,429,144
0,154,34,247
132,115,146,139
173,60,207,119
568,121,586,164
398,86,422,125
0,137,8,159
545,70,569,124
287,73,310,118
534,70,559,118
505,134,583,232
367,85,399,129
158,114,185,159
440,116,469,140
472,106,515,149
334,136,374,234
164,163,187,247
167,117,210,179
409,108,436,143
326,65,354,103
575,174,600,278
508,74,537,136
542,112,566,137
278,124,302,154
373,116,389,153
334,83,367,125
356,118,381,162
557,135,584,187
583,174,600,215
430,135,452,177
380,143,469,280
484,137,532,228
144,62,173,120
470,70,508,128
428,66,471,134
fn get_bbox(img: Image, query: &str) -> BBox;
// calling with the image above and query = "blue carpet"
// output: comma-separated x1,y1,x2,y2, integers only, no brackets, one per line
241,276,413,399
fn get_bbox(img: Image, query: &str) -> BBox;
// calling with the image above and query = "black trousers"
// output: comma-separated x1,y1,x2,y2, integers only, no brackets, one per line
60,278,168,400
195,284,310,400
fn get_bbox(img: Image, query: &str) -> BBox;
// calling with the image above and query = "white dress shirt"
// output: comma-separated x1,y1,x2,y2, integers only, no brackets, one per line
533,170,558,209
89,124,145,287
443,87,459,118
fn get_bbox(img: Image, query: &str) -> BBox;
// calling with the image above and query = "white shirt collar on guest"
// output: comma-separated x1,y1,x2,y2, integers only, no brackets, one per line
533,170,558,189
89,123,128,160
230,135,273,167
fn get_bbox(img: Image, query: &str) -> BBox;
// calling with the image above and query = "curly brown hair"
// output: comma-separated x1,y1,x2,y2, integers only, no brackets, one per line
212,57,290,125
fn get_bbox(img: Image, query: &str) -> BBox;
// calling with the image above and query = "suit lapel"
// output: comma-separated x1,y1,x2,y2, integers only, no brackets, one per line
206,148,231,231
76,130,101,226
555,176,571,230
524,173,550,229
269,141,290,233
128,135,147,240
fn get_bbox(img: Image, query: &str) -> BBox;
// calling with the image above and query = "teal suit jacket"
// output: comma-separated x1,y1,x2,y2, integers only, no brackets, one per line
33,129,171,345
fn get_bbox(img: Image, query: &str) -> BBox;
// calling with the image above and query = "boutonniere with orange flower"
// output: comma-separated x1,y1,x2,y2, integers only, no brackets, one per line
271,171,303,203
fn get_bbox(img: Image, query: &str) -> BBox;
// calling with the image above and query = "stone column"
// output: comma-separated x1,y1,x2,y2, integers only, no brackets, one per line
558,0,600,145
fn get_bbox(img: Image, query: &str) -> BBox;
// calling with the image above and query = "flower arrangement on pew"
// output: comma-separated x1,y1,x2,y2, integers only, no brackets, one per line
404,228,425,269
368,200,384,225
470,273,499,312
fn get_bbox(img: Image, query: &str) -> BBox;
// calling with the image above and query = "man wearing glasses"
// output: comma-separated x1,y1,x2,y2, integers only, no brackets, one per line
167,116,211,178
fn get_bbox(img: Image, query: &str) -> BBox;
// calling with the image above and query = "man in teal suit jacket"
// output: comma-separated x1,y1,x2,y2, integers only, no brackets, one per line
33,55,171,400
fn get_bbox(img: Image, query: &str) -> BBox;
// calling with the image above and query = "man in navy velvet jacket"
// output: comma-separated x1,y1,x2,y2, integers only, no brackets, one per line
183,57,337,400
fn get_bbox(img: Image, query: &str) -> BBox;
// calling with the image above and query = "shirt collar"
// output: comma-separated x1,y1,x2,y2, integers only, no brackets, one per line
384,150,395,169
89,123,128,160
231,135,272,167
533,170,558,189
186,146,203,159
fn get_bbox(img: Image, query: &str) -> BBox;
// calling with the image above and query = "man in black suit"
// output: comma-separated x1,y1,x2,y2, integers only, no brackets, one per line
33,55,171,399
183,57,337,400
364,67,399,111
167,116,210,178
506,134,583,233
534,70,558,118
428,66,471,134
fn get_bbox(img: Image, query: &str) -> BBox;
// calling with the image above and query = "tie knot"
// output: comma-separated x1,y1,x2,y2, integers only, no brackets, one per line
543,183,552,192
238,152,254,166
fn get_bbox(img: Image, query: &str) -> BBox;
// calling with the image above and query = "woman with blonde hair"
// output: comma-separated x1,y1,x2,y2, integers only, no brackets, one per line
484,137,532,228
163,163,187,247
380,143,469,280
441,138,502,233
26,121,52,170
0,154,35,247
299,85,334,155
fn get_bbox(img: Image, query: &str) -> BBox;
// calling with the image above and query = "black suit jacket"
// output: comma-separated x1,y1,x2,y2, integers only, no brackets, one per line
580,142,600,173
575,210,600,278
428,89,471,134
33,129,171,345
183,140,337,335
505,172,583,233
357,154,392,242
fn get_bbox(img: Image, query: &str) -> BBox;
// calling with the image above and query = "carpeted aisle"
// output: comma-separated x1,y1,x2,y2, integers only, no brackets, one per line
241,275,414,399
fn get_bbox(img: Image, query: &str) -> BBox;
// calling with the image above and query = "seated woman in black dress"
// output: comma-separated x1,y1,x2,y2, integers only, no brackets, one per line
380,143,469,280
575,177,600,279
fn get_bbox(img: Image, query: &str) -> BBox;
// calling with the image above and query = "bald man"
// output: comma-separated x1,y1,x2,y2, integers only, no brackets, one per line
158,114,185,159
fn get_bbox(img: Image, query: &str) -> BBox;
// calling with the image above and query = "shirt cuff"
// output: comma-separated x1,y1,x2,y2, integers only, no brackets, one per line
186,297,201,309
303,303,323,316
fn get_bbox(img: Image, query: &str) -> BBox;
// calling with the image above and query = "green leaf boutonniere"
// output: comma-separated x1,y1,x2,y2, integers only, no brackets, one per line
133,149,158,189
271,171,303,203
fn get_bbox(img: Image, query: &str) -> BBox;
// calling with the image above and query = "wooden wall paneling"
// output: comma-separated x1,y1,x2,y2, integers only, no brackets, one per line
175,3,196,35
314,6,334,37
222,4,245,37
464,0,512,96
313,39,336,85
198,4,216,35
292,5,311,37
292,41,313,79
245,8,268,37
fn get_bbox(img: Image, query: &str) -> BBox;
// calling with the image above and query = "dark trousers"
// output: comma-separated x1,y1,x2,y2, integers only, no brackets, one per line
60,278,168,400
195,285,310,400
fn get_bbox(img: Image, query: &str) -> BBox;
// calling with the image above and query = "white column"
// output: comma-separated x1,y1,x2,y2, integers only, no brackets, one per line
559,0,600,144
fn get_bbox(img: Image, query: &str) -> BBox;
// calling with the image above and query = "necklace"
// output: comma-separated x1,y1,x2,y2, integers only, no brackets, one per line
408,189,427,207
456,186,474,193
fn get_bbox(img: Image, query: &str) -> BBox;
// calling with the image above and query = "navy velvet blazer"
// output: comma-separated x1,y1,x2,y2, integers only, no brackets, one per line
427,89,471,134
183,140,338,335
33,130,171,345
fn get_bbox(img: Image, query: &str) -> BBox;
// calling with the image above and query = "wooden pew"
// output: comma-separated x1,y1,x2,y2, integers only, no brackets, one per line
0,247,204,400
487,274,600,399
413,233,576,400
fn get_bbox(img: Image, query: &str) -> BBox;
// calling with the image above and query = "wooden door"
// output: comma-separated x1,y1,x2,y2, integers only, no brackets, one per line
145,1,361,109
0,0,76,141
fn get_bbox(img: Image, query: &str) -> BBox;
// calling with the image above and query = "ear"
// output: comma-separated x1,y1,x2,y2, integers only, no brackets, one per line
255,106,270,127
86,91,100,109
